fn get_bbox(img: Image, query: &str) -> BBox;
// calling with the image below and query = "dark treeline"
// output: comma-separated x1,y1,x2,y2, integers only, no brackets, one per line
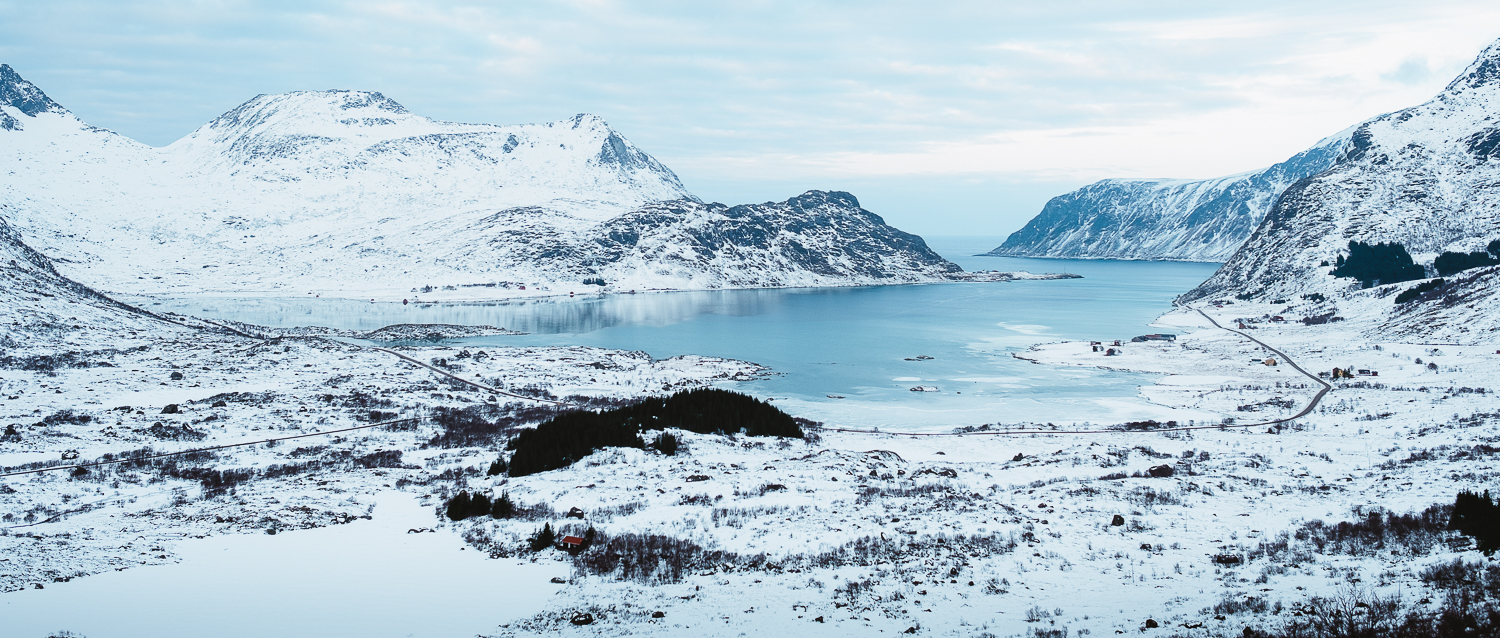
1332,240,1427,288
505,410,646,477
1395,278,1445,304
1434,239,1500,276
608,388,803,438
1451,489,1500,554
446,489,516,521
506,389,804,477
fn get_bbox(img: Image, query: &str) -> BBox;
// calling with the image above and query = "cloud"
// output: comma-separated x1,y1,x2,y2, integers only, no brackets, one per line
1,0,1498,234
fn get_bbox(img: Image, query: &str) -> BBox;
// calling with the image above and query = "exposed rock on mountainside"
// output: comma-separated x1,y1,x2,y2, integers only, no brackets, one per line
0,67,966,298
984,130,1349,261
1181,38,1500,342
460,190,962,290
0,64,64,129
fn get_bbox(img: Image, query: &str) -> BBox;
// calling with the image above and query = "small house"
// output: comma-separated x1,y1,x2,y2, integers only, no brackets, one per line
1130,334,1177,343
560,536,586,550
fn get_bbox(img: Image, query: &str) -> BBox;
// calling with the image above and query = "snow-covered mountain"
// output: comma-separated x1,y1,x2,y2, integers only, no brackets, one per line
454,190,961,290
1181,39,1500,342
984,131,1350,261
0,66,961,298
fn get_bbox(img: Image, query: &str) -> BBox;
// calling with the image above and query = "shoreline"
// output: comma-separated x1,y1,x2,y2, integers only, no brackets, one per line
107,271,1084,305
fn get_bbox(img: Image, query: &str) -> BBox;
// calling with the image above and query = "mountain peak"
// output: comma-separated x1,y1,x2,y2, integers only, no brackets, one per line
206,89,412,133
0,64,66,118
1445,38,1500,93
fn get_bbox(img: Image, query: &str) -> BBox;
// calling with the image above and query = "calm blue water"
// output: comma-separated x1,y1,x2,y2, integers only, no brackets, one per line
136,238,1221,431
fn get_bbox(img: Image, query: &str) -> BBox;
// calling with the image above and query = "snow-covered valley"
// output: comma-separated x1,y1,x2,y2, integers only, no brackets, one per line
5,259,1499,637
6,36,1500,638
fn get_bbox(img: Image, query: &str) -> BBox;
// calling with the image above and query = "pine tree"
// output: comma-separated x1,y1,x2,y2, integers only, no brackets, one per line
1450,489,1500,554
486,457,507,476
653,432,680,456
491,491,515,519
469,492,493,519
530,522,556,551
445,491,472,522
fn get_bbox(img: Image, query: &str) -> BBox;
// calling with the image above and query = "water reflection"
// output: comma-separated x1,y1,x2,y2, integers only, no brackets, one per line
129,253,1223,430
142,287,847,335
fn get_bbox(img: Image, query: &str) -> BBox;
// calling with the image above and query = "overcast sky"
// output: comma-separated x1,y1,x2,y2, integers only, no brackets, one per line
2,1,1497,236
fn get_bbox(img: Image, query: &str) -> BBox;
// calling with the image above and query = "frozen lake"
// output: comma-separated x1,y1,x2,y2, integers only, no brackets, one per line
0,492,567,638
132,238,1221,430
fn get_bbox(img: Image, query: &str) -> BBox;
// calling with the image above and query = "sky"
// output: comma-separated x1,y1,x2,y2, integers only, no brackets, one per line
2,1,1498,237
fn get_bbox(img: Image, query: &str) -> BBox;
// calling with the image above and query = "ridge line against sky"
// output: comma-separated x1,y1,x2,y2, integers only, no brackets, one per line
2,0,1497,235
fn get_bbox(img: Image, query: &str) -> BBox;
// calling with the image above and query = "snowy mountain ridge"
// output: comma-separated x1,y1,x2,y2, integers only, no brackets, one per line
984,128,1351,262
1181,38,1500,343
0,66,965,298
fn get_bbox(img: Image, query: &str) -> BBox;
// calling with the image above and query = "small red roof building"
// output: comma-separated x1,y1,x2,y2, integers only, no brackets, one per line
560,536,586,548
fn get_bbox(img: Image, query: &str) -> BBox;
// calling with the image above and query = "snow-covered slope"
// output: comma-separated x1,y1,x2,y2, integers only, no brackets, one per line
1180,39,1500,342
0,66,963,298
0,215,191,356
985,131,1349,261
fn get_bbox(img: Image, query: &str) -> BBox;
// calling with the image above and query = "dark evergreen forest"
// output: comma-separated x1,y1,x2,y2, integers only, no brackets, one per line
1331,240,1427,288
505,388,803,477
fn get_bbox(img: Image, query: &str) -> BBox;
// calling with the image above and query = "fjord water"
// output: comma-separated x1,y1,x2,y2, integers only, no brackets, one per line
140,238,1220,431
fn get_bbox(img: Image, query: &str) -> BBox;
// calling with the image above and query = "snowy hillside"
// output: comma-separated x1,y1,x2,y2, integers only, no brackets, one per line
985,131,1349,261
1181,38,1500,342
0,66,964,298
0,215,194,356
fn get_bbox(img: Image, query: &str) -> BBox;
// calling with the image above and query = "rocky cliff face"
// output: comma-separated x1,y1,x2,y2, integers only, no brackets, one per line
0,67,964,297
985,131,1349,262
1180,38,1500,342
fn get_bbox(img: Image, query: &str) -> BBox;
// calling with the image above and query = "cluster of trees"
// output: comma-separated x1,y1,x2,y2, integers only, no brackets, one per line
504,409,648,477
1451,489,1500,554
1434,239,1500,276
1394,278,1445,304
582,277,607,286
1331,240,1427,288
652,432,680,456
505,389,803,477
445,490,515,521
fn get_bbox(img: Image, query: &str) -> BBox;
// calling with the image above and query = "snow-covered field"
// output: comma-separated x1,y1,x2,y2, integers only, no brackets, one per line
4,293,1497,637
